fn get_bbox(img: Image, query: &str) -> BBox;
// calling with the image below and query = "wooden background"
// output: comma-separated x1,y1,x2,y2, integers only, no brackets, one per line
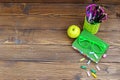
0,0,119,80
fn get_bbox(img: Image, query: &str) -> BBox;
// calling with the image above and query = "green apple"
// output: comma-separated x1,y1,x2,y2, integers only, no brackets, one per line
67,25,81,38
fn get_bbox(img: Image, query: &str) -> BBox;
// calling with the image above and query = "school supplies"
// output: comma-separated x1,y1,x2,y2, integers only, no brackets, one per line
102,54,107,58
72,29,109,63
80,65,87,70
96,65,101,71
87,60,91,65
86,4,107,24
84,4,107,34
91,73,97,78
90,69,97,74
80,58,85,62
67,3,109,78
86,71,91,77
83,17,100,34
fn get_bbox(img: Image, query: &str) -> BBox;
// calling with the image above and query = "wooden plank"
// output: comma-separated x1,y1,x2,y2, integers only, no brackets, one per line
0,0,120,4
0,61,119,80
0,16,119,30
0,3,119,19
0,29,119,62
0,0,92,3
0,45,119,63
0,16,83,30
0,29,119,45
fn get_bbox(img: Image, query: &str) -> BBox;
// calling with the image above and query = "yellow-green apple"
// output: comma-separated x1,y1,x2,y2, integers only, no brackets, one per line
67,25,81,38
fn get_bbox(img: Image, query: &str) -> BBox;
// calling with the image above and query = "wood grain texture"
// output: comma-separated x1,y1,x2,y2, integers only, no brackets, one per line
0,29,119,46
0,2,119,79
0,3,119,19
0,45,119,63
0,0,120,4
0,16,119,30
0,61,119,80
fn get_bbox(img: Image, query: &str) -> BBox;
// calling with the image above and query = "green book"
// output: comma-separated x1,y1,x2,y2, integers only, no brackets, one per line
72,29,109,63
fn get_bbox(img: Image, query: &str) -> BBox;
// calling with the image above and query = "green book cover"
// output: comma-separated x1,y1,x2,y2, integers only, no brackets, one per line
72,29,109,63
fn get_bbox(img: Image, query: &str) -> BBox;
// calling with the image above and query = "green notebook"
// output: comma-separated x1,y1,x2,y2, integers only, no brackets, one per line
72,29,109,63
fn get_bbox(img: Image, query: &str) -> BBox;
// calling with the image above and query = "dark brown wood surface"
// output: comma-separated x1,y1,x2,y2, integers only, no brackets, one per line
0,2,119,80
0,0,120,4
